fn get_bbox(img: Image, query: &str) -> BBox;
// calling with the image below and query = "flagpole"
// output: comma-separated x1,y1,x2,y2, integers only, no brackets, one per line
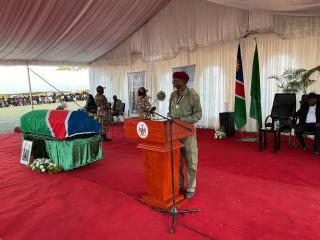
254,38,258,139
26,62,34,111
247,39,262,143
239,126,257,143
234,43,248,139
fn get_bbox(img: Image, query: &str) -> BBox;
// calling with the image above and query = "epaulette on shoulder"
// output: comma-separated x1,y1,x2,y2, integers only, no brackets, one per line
171,90,178,96
188,88,198,96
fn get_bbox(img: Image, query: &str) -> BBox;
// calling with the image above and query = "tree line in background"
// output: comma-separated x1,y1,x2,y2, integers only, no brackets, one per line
56,66,87,71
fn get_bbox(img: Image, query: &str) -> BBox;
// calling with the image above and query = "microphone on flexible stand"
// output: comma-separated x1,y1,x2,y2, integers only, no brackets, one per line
148,106,157,114
156,91,166,101
150,91,166,106
148,91,166,115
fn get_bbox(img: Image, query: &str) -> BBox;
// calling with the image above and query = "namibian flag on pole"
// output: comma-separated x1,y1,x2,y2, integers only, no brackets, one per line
234,44,247,129
249,43,262,129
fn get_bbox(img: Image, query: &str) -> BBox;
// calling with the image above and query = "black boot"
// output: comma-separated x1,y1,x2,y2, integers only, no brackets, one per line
101,134,112,142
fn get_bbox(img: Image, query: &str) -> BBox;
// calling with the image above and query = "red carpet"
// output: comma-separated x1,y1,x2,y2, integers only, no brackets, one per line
1,126,320,240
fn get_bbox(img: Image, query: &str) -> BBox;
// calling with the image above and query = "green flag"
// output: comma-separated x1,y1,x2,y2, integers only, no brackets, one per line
249,44,262,129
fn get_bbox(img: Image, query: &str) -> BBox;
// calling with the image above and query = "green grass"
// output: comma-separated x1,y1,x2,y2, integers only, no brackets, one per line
0,101,85,134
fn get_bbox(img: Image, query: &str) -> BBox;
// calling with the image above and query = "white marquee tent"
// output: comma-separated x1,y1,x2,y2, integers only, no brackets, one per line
1,0,320,130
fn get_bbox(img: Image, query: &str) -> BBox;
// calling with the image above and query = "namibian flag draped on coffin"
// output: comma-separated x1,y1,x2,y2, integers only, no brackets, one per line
20,110,100,140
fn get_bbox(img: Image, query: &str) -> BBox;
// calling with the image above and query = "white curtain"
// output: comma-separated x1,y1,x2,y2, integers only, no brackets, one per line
94,0,320,66
90,0,320,131
90,34,320,131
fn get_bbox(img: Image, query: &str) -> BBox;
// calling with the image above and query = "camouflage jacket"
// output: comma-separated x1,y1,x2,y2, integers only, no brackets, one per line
95,94,110,116
137,96,151,119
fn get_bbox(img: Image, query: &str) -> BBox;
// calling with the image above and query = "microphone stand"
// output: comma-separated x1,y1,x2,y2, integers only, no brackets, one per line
149,110,201,234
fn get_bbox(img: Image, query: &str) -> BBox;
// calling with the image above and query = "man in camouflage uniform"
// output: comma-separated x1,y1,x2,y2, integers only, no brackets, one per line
95,85,112,142
168,71,202,199
136,87,152,119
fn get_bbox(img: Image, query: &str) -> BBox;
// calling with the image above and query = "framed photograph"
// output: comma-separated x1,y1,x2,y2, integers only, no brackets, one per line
20,140,33,165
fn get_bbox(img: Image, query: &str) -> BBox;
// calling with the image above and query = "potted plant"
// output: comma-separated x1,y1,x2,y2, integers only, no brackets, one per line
269,66,320,94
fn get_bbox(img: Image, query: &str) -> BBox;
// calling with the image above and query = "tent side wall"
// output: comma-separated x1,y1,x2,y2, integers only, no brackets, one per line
89,0,320,131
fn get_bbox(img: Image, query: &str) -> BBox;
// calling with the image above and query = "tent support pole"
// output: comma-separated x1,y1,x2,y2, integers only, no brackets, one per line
26,63,34,111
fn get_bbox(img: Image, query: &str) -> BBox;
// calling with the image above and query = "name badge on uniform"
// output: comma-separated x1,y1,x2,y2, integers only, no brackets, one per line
176,95,184,110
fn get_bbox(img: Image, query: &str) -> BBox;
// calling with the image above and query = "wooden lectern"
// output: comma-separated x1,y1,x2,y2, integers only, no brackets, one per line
124,118,195,209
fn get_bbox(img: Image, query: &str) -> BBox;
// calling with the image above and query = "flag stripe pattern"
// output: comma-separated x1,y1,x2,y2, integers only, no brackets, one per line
234,44,247,129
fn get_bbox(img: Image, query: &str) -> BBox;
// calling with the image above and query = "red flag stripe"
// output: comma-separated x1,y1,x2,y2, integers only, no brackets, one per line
48,110,69,140
235,82,245,98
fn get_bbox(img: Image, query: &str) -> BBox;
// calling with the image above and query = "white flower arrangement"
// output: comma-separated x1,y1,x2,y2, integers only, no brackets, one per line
29,158,61,174
214,128,226,139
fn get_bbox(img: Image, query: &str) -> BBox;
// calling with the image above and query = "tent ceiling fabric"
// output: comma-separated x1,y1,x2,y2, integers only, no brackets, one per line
0,0,170,64
206,0,320,16
92,0,320,66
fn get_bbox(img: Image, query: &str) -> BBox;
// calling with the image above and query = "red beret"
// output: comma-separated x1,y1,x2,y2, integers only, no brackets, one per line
172,71,189,82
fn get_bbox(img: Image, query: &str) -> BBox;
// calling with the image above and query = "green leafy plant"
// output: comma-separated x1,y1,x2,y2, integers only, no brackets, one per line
269,66,320,94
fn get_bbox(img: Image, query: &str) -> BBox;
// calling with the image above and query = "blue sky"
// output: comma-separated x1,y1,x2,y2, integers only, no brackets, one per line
0,66,89,94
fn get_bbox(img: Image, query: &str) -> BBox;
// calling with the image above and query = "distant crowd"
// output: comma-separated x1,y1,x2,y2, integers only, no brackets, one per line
0,92,88,108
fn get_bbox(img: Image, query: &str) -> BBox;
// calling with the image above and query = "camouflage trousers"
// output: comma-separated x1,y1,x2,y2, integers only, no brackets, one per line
97,110,109,134
179,133,198,193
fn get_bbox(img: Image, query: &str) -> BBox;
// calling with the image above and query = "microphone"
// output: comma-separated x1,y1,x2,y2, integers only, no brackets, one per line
147,91,166,116
150,91,166,106
148,106,156,114
156,91,166,101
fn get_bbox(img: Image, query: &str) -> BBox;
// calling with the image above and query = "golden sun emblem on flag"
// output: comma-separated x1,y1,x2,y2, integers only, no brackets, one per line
236,60,240,72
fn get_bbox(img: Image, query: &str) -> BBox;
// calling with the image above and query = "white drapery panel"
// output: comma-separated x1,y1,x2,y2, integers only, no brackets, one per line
95,0,320,66
90,34,320,131
0,0,170,64
206,0,320,16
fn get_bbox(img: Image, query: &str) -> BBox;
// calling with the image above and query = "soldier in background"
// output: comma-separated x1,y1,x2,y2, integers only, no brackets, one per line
95,85,112,142
168,71,202,199
112,95,123,115
84,94,97,114
136,87,152,119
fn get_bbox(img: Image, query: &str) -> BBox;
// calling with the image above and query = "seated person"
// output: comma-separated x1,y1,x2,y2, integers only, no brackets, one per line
84,94,97,114
112,95,123,116
56,100,67,110
290,93,320,155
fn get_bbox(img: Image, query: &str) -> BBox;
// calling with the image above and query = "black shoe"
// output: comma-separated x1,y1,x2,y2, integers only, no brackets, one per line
185,192,195,199
312,150,319,156
101,134,112,142
303,145,308,151
103,137,112,142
